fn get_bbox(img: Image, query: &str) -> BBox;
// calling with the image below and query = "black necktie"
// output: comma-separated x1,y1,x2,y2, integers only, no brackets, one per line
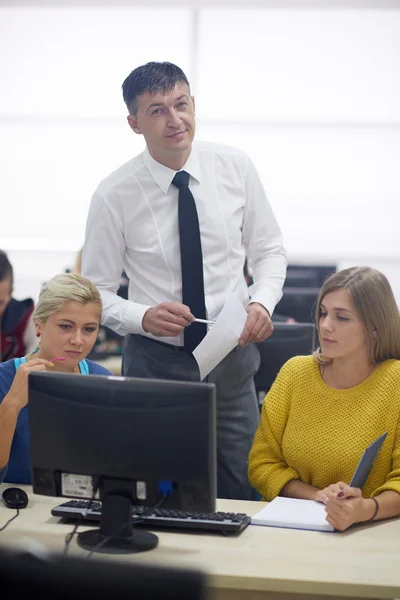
172,170,207,353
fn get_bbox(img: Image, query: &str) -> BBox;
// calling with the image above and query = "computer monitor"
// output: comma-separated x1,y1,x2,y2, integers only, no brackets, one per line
275,286,320,323
254,322,317,402
28,372,216,555
286,264,337,288
284,268,320,289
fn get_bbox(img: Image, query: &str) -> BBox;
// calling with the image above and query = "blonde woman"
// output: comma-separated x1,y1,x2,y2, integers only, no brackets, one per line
0,273,112,485
249,266,400,531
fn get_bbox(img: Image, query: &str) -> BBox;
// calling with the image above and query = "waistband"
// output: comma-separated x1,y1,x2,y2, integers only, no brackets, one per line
134,334,189,353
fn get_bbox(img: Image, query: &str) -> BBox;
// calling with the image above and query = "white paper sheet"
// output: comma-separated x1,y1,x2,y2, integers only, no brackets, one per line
193,293,248,380
251,497,334,532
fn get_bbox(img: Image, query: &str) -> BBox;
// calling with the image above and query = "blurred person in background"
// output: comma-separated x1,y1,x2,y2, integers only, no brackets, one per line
0,250,36,362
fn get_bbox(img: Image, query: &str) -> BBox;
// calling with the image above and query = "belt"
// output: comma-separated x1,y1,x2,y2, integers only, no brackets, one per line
137,335,189,353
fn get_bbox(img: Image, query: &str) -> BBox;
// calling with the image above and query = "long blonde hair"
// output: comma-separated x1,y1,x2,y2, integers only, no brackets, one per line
313,266,400,365
33,273,102,323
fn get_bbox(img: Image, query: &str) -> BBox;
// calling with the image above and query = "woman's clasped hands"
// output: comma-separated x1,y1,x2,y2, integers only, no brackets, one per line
315,482,376,531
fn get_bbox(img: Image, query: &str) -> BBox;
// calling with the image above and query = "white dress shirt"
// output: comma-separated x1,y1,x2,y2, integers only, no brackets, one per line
82,140,287,346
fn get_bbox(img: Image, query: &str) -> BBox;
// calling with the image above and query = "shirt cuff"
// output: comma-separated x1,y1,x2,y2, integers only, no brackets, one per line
121,301,151,335
248,293,277,318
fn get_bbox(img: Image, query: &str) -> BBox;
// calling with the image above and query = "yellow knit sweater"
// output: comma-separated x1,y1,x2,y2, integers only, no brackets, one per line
248,355,400,501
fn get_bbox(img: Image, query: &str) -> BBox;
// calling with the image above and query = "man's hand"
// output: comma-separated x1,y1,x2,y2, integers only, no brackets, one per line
142,302,194,337
316,482,376,531
239,302,274,346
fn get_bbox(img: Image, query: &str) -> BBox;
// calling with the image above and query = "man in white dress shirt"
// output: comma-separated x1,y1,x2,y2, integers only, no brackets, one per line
82,61,287,500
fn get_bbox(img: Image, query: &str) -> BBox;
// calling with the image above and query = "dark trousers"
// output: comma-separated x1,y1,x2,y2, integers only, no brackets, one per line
122,334,260,500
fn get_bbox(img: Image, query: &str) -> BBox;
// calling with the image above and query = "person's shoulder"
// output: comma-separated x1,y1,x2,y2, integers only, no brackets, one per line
85,359,114,376
376,359,400,385
8,297,34,310
0,359,17,397
270,355,316,387
195,140,251,163
3,297,34,326
95,152,146,197
282,354,314,371
0,359,17,376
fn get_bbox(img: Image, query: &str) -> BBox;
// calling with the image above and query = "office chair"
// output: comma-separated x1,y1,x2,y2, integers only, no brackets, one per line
0,548,207,600
254,322,317,407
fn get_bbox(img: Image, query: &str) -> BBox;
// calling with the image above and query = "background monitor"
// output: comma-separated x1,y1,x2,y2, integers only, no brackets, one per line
283,268,320,289
275,286,320,323
254,322,317,404
285,264,337,288
28,372,216,555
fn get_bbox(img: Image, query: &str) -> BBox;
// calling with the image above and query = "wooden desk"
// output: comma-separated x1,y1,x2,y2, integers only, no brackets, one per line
1,484,400,600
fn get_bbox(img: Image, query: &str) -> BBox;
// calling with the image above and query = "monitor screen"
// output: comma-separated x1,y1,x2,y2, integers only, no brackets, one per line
275,286,320,323
254,322,317,399
286,264,337,288
28,372,216,554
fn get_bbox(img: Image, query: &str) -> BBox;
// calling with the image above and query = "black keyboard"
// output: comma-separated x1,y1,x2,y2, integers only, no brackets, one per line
51,500,251,536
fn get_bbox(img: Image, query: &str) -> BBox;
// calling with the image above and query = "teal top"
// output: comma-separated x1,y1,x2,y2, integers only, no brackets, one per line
0,357,112,484
14,356,91,374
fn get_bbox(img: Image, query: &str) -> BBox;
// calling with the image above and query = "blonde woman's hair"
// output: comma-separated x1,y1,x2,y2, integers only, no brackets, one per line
313,266,400,365
33,273,102,323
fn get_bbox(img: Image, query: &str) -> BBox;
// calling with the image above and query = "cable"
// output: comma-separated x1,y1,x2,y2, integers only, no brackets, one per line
63,478,100,556
84,493,168,559
0,508,20,532
63,519,81,556
143,491,169,515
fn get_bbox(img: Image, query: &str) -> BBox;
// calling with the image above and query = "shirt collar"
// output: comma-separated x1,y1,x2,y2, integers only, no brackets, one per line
143,143,201,194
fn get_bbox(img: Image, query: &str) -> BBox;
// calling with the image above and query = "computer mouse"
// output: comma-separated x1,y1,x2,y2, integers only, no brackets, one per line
2,487,29,509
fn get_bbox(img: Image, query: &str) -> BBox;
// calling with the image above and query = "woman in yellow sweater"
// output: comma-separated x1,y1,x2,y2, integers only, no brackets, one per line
248,266,400,531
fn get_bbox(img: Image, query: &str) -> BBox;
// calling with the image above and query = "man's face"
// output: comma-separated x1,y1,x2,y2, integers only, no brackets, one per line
127,83,195,166
0,278,12,318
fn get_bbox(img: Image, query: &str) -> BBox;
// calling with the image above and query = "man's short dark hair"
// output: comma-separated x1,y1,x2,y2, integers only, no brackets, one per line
0,250,13,289
122,61,191,115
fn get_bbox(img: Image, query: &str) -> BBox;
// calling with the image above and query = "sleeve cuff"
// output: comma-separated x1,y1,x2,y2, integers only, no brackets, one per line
259,468,300,502
371,483,400,497
120,302,152,336
248,294,277,319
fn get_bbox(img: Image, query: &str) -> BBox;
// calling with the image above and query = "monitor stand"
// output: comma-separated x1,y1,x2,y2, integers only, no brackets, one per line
77,490,159,555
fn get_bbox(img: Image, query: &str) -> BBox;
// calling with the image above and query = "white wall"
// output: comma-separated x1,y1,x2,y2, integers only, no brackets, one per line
1,2,399,305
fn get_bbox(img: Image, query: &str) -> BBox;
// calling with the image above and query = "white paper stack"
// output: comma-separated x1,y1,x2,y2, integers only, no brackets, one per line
251,497,335,532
